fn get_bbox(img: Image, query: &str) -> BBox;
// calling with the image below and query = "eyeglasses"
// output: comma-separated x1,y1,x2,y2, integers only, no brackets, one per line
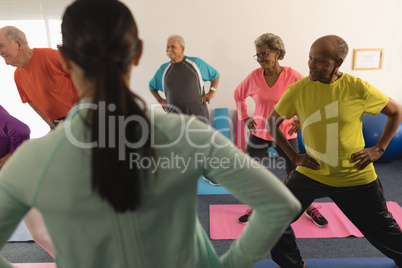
253,51,272,60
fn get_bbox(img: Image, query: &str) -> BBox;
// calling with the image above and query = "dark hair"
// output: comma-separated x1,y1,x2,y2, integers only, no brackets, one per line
61,0,154,213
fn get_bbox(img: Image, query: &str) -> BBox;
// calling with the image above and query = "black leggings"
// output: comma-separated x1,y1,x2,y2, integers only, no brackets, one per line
271,171,402,268
245,134,298,176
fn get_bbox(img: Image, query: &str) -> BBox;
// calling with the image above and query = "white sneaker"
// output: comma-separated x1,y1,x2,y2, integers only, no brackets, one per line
202,177,219,186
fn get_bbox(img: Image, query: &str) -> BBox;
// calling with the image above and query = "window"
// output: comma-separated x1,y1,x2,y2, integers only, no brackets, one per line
0,0,72,138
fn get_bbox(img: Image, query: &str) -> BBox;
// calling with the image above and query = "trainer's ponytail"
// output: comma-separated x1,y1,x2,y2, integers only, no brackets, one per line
62,0,154,212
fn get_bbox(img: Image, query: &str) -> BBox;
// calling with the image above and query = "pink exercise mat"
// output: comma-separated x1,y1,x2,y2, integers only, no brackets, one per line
209,202,402,240
12,264,55,268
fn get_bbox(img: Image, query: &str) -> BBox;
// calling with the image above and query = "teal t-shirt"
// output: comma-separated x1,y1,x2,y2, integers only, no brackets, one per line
149,57,219,123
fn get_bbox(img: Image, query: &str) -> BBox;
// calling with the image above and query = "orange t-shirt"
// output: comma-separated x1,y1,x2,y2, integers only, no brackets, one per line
14,48,79,120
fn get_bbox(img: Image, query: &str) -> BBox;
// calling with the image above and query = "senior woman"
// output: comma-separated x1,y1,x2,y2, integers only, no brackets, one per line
234,33,328,227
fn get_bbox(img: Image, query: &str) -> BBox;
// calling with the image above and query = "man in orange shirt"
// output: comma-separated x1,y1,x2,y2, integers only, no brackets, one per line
0,26,78,258
0,26,78,129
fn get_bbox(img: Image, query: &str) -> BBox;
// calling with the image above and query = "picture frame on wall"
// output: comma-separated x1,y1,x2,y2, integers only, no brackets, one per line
353,48,384,70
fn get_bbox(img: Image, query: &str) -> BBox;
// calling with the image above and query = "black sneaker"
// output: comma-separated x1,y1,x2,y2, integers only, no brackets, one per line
238,209,253,224
304,206,328,227
274,261,306,268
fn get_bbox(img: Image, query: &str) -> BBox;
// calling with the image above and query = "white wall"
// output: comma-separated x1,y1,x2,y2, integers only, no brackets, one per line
125,0,402,115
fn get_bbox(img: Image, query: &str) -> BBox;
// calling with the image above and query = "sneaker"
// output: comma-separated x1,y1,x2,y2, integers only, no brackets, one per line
202,176,220,186
274,261,306,268
238,209,253,224
304,206,328,227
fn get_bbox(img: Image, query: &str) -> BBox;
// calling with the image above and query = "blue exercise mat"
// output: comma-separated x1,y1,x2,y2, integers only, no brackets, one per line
255,258,394,268
213,108,230,139
197,176,231,195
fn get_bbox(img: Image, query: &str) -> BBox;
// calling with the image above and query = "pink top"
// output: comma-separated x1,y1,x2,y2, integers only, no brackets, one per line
234,66,303,141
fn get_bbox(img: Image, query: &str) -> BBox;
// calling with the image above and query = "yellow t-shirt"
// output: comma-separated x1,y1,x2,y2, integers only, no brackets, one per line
275,74,389,187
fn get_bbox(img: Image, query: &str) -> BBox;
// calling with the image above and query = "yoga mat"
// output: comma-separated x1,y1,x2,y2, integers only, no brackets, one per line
234,111,245,152
254,258,394,268
12,264,56,268
213,108,230,139
209,202,402,239
197,176,231,195
12,259,393,268
8,221,33,242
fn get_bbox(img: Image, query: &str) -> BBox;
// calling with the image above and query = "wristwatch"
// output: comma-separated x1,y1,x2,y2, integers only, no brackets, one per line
210,87,216,92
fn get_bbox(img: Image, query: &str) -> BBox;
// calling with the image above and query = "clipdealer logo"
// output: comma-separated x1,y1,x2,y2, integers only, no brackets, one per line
63,102,236,161
302,100,339,167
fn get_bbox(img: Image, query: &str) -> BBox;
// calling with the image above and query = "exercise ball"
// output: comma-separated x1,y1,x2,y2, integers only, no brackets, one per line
297,130,306,154
362,113,402,162
268,147,279,158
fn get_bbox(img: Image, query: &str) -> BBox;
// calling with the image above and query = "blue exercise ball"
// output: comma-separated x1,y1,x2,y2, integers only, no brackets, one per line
268,147,279,158
297,130,306,154
362,113,402,162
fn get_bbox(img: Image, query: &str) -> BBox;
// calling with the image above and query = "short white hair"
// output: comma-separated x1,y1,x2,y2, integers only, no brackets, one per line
168,35,185,48
254,33,286,60
3,26,28,45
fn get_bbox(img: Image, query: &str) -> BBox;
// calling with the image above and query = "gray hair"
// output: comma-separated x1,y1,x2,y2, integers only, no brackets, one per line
3,26,28,45
335,37,349,60
254,33,286,60
168,35,185,48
